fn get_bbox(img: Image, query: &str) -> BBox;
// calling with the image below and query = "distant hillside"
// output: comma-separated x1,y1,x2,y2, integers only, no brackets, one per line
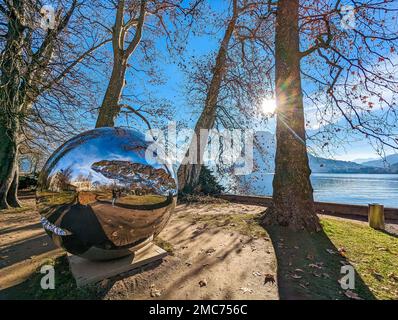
389,162,398,173
309,155,388,174
234,131,395,195
361,154,398,169
247,131,389,174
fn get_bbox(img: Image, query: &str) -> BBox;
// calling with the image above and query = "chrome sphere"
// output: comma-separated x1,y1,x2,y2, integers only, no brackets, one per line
37,127,177,261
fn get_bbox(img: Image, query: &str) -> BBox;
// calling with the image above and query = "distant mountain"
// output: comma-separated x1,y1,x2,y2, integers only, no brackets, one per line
233,131,397,195
233,132,397,195
352,157,378,164
308,155,387,173
361,154,398,169
240,131,392,175
389,162,398,174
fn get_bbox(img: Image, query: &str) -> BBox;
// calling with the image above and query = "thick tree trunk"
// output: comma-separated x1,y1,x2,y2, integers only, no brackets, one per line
178,0,238,191
0,125,20,209
262,0,320,231
95,58,127,128
7,165,21,208
0,1,24,210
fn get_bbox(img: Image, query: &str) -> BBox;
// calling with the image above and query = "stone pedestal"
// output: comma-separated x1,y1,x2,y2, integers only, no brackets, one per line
68,243,167,287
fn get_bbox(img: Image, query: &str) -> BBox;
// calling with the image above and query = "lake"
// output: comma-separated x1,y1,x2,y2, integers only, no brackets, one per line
245,173,398,208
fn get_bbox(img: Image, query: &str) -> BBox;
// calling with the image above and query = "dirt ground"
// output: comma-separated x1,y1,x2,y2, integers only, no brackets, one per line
2,194,397,300
0,196,278,300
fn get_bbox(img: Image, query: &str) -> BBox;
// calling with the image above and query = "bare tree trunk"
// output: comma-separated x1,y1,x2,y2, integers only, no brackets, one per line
262,0,320,231
95,58,127,127
178,0,238,191
0,2,24,210
95,0,146,128
7,165,21,208
0,124,20,209
178,107,217,191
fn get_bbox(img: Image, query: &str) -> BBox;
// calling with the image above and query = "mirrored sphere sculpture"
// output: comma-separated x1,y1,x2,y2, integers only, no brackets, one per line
37,127,177,261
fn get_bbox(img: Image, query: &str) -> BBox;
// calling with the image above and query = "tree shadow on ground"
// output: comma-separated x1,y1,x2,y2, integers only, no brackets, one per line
0,255,97,300
264,223,375,300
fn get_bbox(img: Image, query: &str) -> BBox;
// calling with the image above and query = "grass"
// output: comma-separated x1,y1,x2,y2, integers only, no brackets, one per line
154,237,175,255
98,193,167,205
321,217,398,300
266,216,398,300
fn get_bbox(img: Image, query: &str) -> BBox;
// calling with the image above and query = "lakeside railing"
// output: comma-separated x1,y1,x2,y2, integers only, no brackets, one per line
218,194,398,222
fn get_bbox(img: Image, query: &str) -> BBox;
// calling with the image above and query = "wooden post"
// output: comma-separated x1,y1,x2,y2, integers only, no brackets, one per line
368,204,385,230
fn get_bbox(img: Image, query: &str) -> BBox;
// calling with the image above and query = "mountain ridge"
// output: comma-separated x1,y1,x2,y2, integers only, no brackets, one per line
251,131,398,174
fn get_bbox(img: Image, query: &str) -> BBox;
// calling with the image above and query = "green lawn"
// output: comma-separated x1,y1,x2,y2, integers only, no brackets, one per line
322,217,398,300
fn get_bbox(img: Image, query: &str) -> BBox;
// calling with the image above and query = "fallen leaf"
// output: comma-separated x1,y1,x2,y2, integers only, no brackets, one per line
372,272,384,281
308,263,322,269
344,290,362,300
239,287,253,294
264,274,276,285
306,253,314,260
150,288,162,297
326,249,335,255
291,274,302,279
205,248,215,255
199,279,207,287
299,282,309,289
388,273,398,282
338,247,347,257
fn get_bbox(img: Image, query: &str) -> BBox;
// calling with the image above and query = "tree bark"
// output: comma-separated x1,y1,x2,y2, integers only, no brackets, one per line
0,123,20,209
95,57,128,128
262,0,321,231
7,165,22,208
0,2,24,210
95,0,146,128
178,0,238,191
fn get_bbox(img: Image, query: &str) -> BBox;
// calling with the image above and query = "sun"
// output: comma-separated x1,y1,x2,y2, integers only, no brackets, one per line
261,98,277,114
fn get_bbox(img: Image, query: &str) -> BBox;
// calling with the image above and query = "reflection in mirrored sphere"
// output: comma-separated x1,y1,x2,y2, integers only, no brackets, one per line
37,127,177,261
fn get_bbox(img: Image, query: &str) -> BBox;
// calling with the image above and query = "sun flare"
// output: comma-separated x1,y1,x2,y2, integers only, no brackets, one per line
261,98,277,114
